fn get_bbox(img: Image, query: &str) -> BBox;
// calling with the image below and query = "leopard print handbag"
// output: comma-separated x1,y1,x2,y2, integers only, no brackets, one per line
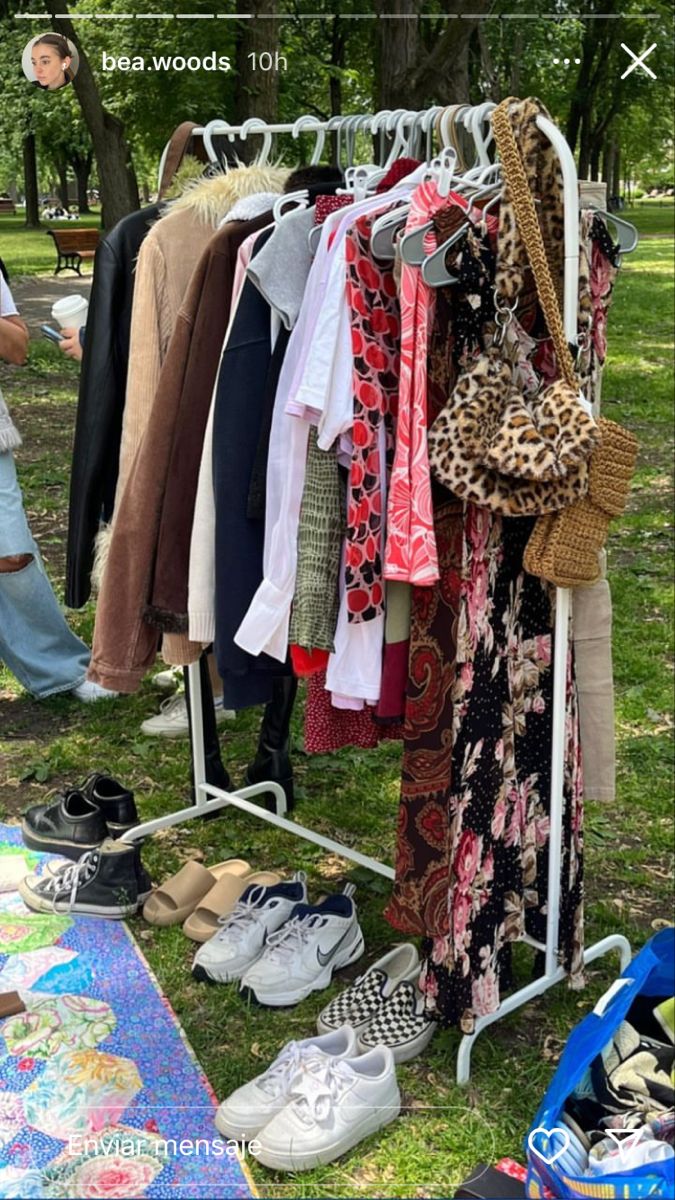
429,97,600,514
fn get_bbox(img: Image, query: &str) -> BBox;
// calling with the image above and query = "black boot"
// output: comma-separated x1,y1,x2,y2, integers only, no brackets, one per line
244,676,298,813
185,654,232,806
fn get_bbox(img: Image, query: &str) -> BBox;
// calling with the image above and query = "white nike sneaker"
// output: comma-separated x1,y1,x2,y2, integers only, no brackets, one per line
252,1045,401,1172
317,942,420,1035
192,873,308,984
140,694,234,738
214,1025,358,1141
240,884,364,1008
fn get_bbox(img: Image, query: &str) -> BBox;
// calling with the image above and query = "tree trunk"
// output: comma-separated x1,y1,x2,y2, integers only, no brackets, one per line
57,159,70,207
612,145,622,200
478,23,500,102
72,154,92,213
329,14,345,164
234,0,280,160
50,8,139,230
22,133,40,229
375,0,420,110
375,0,491,112
602,138,615,190
510,30,524,96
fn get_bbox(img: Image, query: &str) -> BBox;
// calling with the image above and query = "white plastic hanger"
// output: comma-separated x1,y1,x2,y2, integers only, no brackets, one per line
273,189,310,224
202,118,238,165
239,117,273,164
291,114,326,167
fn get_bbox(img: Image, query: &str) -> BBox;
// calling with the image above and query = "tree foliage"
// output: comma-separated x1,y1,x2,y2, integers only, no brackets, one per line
0,0,672,221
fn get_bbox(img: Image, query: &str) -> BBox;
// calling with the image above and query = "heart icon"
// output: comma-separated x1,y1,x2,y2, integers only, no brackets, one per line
528,1125,571,1167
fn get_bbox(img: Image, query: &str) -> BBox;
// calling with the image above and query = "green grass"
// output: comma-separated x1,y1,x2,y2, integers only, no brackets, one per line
0,210,102,277
0,219,673,1198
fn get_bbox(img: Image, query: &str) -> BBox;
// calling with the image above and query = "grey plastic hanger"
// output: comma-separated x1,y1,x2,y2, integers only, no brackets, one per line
590,208,638,253
422,183,500,287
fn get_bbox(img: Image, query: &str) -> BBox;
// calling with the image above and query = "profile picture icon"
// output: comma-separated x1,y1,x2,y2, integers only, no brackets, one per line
23,33,79,92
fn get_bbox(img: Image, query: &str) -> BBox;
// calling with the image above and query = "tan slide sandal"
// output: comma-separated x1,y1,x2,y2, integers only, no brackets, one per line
143,858,250,927
182,870,282,943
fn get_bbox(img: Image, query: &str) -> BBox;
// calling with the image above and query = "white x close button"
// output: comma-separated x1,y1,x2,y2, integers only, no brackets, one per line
620,42,657,79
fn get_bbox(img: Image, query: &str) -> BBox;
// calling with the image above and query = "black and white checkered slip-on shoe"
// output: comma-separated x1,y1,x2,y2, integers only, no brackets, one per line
316,942,420,1036
357,979,436,1063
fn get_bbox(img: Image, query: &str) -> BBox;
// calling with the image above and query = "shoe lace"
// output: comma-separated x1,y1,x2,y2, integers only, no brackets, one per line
288,1058,354,1125
159,695,187,720
215,886,270,943
262,912,325,963
38,850,99,912
256,1042,327,1099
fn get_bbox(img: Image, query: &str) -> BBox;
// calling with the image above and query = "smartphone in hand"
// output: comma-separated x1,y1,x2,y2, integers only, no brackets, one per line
41,324,64,343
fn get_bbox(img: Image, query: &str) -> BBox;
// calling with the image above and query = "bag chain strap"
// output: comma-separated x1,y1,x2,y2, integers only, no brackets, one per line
492,100,578,392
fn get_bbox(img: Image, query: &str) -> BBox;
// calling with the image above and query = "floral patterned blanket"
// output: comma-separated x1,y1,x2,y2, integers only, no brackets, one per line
0,827,253,1199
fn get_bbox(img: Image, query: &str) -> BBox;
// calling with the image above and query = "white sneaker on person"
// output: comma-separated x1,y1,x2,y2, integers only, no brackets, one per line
214,1025,358,1141
240,884,364,1008
72,680,120,703
192,873,308,984
152,667,182,692
140,694,234,737
317,942,420,1035
252,1045,401,1172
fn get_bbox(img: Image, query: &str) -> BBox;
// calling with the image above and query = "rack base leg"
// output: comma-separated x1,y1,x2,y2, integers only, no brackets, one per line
455,933,632,1086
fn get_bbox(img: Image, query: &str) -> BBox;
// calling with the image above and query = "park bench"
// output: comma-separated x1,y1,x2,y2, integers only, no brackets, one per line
0,198,16,215
48,227,99,276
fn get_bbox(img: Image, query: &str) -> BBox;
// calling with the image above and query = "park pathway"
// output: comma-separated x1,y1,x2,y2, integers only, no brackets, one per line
11,273,91,336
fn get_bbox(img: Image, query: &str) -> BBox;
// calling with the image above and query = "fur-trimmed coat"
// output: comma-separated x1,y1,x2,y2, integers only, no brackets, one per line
87,162,287,691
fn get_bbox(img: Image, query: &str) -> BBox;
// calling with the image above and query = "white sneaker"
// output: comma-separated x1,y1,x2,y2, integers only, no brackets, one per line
240,884,364,1008
72,680,120,703
152,667,182,692
252,1046,400,1172
215,1025,358,1141
317,942,420,1035
192,873,308,984
140,694,234,737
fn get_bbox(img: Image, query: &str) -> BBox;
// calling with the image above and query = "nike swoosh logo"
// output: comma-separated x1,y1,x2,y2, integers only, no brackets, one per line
317,927,354,967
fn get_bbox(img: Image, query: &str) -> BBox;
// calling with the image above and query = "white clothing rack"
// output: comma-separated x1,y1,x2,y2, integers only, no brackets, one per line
129,102,631,1085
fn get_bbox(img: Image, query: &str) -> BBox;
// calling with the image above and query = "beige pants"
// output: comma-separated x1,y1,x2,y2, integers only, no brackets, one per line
573,575,615,801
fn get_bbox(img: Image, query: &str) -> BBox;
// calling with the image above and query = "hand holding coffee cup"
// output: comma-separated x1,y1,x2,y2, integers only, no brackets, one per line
51,294,89,330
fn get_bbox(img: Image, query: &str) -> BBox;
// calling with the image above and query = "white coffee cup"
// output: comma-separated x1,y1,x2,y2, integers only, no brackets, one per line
51,294,89,330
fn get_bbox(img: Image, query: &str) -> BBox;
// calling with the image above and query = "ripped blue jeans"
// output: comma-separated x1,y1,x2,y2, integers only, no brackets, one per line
0,450,89,698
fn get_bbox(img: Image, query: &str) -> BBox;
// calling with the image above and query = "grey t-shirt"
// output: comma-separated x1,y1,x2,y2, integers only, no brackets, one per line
246,205,315,331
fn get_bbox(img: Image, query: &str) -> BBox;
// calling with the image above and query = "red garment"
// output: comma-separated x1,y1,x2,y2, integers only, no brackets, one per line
344,212,400,623
375,157,421,193
383,179,441,586
290,645,329,677
304,669,403,753
376,639,409,722
314,193,353,225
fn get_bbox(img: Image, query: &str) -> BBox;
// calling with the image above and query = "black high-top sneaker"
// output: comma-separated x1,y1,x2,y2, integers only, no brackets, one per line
80,773,138,836
44,840,152,903
19,840,139,918
22,789,108,859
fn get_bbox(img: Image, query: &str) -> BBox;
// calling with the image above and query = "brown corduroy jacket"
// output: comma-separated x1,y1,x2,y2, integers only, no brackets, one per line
87,167,286,692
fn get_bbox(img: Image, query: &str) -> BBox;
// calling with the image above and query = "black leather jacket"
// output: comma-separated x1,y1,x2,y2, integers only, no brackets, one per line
65,204,160,608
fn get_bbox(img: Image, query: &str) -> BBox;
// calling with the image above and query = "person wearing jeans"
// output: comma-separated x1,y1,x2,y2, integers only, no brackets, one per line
0,272,109,701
